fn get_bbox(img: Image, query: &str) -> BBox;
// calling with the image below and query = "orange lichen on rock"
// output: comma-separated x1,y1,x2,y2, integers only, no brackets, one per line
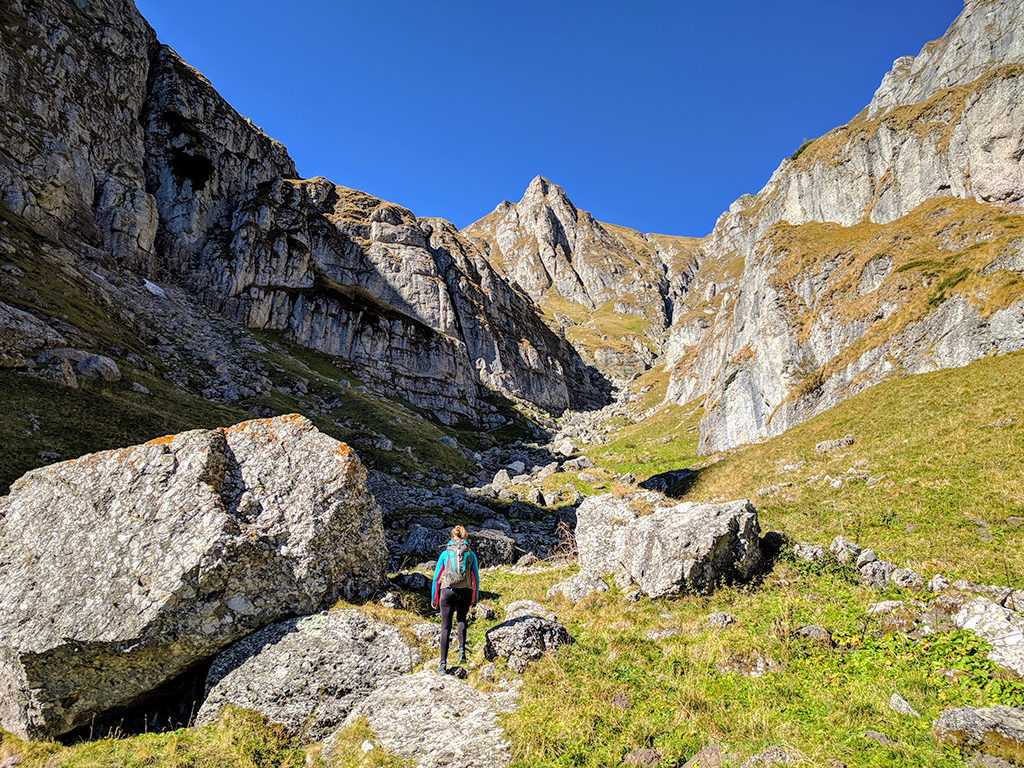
145,434,178,447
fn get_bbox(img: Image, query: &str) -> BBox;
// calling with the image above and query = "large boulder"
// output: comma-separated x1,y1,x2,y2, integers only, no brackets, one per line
954,598,1024,677
468,528,518,566
327,670,512,768
196,610,416,739
576,494,766,598
0,415,387,739
933,705,1024,765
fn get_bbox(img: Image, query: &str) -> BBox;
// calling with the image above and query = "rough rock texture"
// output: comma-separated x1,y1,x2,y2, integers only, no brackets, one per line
546,572,610,603
0,0,605,427
196,610,416,739
575,494,765,597
329,670,511,768
933,705,1024,764
484,616,573,667
464,176,700,381
662,0,1024,453
954,598,1024,677
0,415,386,739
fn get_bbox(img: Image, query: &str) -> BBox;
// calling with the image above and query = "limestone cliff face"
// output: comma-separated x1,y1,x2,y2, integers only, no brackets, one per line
465,176,699,381
664,0,1024,454
0,1,602,423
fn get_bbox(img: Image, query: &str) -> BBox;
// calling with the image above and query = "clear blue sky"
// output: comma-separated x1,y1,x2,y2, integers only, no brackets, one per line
134,0,964,237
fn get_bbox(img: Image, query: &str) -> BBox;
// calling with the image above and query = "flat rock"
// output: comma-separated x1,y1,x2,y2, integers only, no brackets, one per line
546,572,609,603
196,610,417,739
954,598,1024,677
933,705,1024,764
328,670,511,768
0,415,386,739
504,600,555,621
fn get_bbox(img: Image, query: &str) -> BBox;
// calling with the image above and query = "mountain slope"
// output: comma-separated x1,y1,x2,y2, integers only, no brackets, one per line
465,176,701,381
662,0,1024,454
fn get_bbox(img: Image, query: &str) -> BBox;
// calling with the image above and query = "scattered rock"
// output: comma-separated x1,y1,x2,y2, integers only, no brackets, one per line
933,705,1024,765
954,598,1024,677
740,746,798,766
866,600,905,615
196,610,417,739
816,435,854,454
796,625,833,647
131,381,150,394
504,600,556,622
890,567,924,590
717,652,780,678
76,354,121,381
546,572,609,603
483,616,573,670
864,730,897,747
928,574,952,592
40,357,78,388
472,603,496,621
682,743,724,768
860,560,896,589
829,535,862,564
855,549,877,568
0,415,386,739
793,542,826,563
623,748,661,767
327,671,511,768
889,692,921,718
707,612,734,629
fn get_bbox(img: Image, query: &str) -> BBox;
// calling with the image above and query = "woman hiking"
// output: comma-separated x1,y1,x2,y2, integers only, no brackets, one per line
430,525,479,674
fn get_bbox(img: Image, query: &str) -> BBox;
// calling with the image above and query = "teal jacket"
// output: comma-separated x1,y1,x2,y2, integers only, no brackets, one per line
431,540,479,607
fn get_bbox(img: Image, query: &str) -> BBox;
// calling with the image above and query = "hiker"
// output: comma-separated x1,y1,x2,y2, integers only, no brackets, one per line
430,525,479,674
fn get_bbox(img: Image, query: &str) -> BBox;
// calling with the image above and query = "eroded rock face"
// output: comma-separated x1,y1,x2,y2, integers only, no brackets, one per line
0,415,386,739
954,598,1024,677
662,0,1024,454
933,705,1024,765
576,494,766,597
328,670,512,768
196,610,416,740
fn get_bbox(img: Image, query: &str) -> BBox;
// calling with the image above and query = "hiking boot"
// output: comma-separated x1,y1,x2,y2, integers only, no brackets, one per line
434,661,447,675
457,648,467,665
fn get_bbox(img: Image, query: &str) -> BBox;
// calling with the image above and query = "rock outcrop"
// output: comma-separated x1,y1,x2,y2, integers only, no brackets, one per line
465,176,700,381
662,0,1024,453
933,705,1024,765
0,0,605,427
954,597,1024,677
328,670,512,768
575,494,766,597
0,415,386,739
196,610,417,739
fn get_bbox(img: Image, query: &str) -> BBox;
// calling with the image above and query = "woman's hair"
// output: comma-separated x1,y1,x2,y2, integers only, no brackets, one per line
451,525,467,541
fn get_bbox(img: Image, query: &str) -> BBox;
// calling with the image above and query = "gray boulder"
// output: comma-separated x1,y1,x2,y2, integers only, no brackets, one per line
196,610,416,739
546,572,609,604
954,598,1024,677
616,499,764,597
76,353,121,381
468,528,518,567
0,415,387,739
860,560,897,589
829,535,861,564
793,542,827,563
576,494,765,598
933,706,1024,765
327,671,511,768
890,567,925,590
504,600,556,621
484,616,573,669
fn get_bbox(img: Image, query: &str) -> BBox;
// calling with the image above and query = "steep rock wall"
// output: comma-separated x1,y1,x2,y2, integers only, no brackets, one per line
664,0,1024,454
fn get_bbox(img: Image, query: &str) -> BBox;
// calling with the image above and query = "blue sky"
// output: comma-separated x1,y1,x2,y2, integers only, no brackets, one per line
135,0,964,237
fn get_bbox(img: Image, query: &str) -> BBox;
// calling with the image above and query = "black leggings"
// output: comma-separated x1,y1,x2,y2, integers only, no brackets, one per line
439,587,472,662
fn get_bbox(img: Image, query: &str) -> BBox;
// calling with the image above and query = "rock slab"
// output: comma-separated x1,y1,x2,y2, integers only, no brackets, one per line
954,598,1024,678
329,670,511,768
933,705,1024,764
196,610,416,739
0,415,387,739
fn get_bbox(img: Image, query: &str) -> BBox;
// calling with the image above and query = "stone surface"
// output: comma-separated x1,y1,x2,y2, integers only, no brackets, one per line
933,705,1024,765
623,748,662,767
793,543,826,563
76,354,121,381
682,744,724,768
890,568,925,590
504,600,556,622
830,535,862,564
545,572,609,603
954,598,1024,677
860,560,897,589
483,616,573,668
889,692,921,718
328,670,511,768
707,612,735,629
575,494,765,598
196,610,416,739
0,415,386,739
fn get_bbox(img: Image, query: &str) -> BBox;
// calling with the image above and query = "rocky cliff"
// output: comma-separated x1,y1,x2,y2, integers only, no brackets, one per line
663,0,1024,453
0,0,604,425
465,176,700,382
